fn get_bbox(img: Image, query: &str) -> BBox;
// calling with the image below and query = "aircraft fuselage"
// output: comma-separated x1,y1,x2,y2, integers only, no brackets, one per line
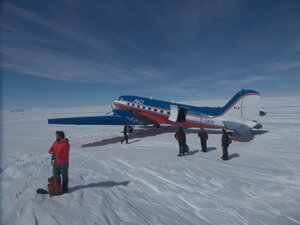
114,95,225,129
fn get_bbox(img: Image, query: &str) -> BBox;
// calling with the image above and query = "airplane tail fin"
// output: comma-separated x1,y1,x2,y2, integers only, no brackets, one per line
222,89,261,131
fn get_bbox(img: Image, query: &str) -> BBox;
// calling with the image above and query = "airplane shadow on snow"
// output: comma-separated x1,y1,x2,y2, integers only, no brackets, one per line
230,130,268,142
69,180,130,193
81,126,179,148
81,126,268,148
200,129,269,143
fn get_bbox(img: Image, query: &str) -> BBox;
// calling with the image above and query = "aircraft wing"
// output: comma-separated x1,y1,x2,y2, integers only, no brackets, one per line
48,115,144,125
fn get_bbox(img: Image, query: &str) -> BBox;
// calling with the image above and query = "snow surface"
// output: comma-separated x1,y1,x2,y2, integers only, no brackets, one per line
1,97,300,225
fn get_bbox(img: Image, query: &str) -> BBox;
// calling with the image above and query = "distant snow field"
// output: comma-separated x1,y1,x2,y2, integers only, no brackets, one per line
1,96,300,225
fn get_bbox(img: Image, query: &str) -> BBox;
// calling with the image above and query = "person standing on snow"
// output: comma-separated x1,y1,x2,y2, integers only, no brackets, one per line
175,124,186,156
198,128,208,152
221,128,230,160
49,131,70,193
121,124,129,144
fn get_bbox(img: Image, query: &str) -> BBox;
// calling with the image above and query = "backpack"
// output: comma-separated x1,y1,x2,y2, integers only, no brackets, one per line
48,176,63,196
183,144,189,153
128,126,133,133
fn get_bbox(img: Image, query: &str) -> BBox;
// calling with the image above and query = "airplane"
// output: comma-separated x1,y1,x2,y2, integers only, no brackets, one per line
48,89,265,136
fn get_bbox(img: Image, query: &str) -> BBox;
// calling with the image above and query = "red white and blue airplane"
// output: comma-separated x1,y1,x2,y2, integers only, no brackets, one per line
48,89,265,135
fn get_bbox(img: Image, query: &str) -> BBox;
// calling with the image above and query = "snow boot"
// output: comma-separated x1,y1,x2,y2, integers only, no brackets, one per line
62,183,69,193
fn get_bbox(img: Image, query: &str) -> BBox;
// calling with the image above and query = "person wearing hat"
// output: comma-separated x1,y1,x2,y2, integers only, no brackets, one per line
121,124,129,144
48,131,70,193
198,128,208,152
221,128,230,160
175,124,186,156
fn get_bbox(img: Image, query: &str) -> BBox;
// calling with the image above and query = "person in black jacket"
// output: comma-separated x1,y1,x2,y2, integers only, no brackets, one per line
175,125,186,156
121,124,129,144
198,128,208,152
221,128,230,160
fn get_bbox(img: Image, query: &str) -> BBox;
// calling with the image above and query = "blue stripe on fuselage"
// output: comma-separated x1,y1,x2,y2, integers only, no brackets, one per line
117,95,222,117
118,90,260,118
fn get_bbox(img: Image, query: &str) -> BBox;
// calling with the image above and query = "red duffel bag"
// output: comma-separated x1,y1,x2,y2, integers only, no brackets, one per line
48,176,63,196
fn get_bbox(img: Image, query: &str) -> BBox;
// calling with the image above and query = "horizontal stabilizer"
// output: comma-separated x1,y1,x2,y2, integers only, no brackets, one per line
223,121,252,136
259,111,266,116
254,123,263,129
48,115,144,125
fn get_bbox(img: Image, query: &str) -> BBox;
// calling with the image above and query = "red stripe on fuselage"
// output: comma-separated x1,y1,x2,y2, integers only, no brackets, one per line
115,103,172,124
115,102,221,129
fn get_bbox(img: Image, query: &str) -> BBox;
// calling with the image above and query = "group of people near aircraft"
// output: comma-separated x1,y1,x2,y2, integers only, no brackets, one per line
120,123,231,160
174,125,231,160
45,125,231,195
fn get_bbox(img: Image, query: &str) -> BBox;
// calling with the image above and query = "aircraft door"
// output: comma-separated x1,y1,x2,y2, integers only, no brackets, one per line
169,105,188,122
178,107,188,122
169,105,178,122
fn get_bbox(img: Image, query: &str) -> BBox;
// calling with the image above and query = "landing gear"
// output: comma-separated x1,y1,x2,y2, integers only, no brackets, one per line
154,123,160,128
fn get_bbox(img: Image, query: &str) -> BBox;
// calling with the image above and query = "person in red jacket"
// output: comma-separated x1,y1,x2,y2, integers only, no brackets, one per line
49,131,70,193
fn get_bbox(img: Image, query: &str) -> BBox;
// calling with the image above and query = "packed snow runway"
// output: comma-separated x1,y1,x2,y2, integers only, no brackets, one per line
1,97,300,225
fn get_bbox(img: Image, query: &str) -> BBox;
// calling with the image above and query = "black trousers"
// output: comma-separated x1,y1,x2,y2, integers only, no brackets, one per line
121,133,128,143
200,138,207,152
222,146,228,160
178,142,185,155
53,162,69,188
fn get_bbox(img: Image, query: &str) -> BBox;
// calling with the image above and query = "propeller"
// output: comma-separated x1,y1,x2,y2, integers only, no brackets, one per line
105,104,115,115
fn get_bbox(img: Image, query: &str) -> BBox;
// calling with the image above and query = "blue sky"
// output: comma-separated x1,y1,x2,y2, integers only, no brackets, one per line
1,0,300,110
